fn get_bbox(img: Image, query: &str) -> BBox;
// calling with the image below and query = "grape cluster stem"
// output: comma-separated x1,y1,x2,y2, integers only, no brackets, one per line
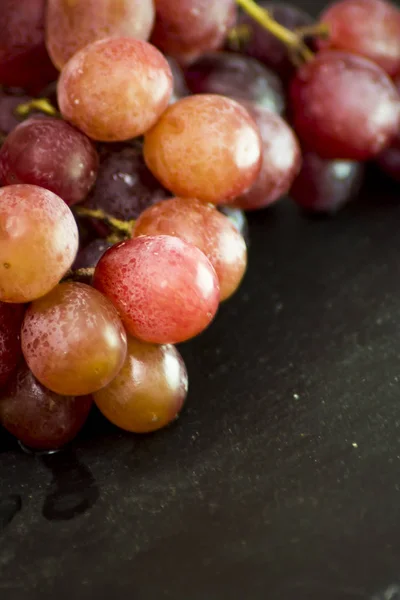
15,98,60,119
75,207,135,239
235,0,329,64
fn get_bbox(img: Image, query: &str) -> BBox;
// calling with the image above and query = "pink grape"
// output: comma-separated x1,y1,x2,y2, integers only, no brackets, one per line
58,38,173,142
184,52,285,114
94,337,188,434
0,363,92,450
144,95,262,204
290,50,400,160
290,152,365,213
46,0,155,70
0,0,57,93
319,0,400,77
233,102,301,210
151,0,237,64
0,302,24,388
22,282,127,396
0,185,78,303
134,198,247,301
94,235,220,344
0,118,99,206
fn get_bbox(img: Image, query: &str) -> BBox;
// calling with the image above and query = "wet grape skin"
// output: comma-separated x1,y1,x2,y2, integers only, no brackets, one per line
0,118,99,207
318,0,400,77
94,337,188,434
233,102,301,210
58,38,173,142
0,363,92,450
46,0,155,70
0,184,79,303
151,0,237,64
290,50,400,160
94,235,220,345
144,95,262,205
22,282,127,396
134,198,247,301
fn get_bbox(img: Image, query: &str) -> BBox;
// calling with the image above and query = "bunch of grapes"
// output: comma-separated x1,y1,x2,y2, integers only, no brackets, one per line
0,0,399,452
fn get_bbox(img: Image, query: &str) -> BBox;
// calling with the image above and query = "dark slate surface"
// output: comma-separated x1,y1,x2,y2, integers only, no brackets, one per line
2,2,400,599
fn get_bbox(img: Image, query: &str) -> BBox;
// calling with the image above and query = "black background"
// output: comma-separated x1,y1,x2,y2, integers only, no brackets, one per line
3,2,400,599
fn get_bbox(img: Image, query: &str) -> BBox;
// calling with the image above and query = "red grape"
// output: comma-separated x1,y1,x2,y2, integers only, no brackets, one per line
234,2,313,82
134,198,247,301
184,52,285,114
0,302,24,388
81,140,170,237
94,337,188,434
376,74,400,181
0,118,99,206
290,50,400,160
144,95,262,204
151,0,237,64
290,152,365,213
22,282,127,396
0,363,92,450
58,38,173,142
46,0,155,70
94,235,220,344
0,0,57,93
233,102,301,210
0,185,79,303
319,0,400,77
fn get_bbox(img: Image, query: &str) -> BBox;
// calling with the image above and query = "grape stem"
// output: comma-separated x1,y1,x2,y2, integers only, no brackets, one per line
235,0,316,62
15,98,60,119
75,207,135,238
295,23,330,40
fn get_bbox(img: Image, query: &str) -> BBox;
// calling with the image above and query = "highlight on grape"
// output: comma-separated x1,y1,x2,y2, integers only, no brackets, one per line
0,0,399,451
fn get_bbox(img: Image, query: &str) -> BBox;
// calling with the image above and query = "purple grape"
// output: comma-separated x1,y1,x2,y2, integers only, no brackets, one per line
0,302,24,389
236,2,313,82
73,239,113,270
184,52,285,114
0,90,32,137
0,363,92,450
290,152,365,213
376,135,400,182
81,140,171,236
0,118,99,206
0,0,57,94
